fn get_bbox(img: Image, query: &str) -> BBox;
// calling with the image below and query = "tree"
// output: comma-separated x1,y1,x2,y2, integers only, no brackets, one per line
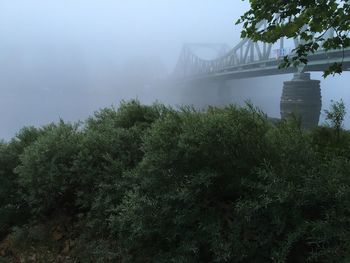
324,99,346,140
237,0,350,77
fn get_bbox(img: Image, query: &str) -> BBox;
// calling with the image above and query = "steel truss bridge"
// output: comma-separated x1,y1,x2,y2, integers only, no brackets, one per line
173,22,350,83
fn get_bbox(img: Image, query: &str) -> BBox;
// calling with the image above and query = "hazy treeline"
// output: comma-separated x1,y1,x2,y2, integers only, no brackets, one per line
1,100,350,262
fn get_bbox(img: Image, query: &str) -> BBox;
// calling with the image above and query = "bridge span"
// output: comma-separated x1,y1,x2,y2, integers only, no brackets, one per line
172,23,350,128
175,48,350,83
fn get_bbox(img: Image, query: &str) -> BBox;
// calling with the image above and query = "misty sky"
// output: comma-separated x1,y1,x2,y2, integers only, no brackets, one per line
1,1,350,139
0,0,248,69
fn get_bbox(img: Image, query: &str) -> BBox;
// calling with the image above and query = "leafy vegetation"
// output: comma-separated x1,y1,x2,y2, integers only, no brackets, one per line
1,100,350,262
237,0,350,77
0,126,46,238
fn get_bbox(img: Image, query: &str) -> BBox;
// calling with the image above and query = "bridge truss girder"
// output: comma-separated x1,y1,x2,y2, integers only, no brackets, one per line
174,21,337,80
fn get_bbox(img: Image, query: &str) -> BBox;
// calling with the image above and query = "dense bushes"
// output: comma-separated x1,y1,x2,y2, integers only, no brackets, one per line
113,105,272,262
15,121,82,218
1,100,350,262
72,101,166,261
74,101,164,212
0,127,45,238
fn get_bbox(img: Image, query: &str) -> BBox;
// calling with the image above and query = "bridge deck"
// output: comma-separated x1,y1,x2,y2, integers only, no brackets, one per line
176,49,350,83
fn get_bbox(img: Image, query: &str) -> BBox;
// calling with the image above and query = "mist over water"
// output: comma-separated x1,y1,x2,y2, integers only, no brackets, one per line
1,1,350,140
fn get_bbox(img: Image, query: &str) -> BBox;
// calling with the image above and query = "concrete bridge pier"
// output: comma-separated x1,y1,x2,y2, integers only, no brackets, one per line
280,72,322,129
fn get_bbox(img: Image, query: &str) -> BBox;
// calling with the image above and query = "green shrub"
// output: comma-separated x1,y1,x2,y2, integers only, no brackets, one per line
0,127,43,237
113,105,273,262
72,100,166,261
112,103,350,262
15,121,82,217
2,100,350,263
74,100,164,210
238,153,350,262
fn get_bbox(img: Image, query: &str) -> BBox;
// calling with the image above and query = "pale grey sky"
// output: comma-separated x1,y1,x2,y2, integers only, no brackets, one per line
0,1,349,139
0,0,249,68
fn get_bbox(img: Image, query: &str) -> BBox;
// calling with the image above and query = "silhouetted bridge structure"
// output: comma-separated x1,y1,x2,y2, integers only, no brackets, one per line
173,22,350,128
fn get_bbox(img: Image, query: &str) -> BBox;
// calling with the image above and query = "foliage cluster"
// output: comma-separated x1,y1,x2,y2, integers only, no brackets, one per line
1,100,350,262
237,0,350,77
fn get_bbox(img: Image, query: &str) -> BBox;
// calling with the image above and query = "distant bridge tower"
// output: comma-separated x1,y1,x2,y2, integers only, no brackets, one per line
174,43,230,78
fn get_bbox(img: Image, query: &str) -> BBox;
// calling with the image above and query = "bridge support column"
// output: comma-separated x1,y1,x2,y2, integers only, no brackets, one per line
280,73,322,129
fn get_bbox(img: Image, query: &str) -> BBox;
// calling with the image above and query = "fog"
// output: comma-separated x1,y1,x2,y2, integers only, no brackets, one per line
1,1,350,139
